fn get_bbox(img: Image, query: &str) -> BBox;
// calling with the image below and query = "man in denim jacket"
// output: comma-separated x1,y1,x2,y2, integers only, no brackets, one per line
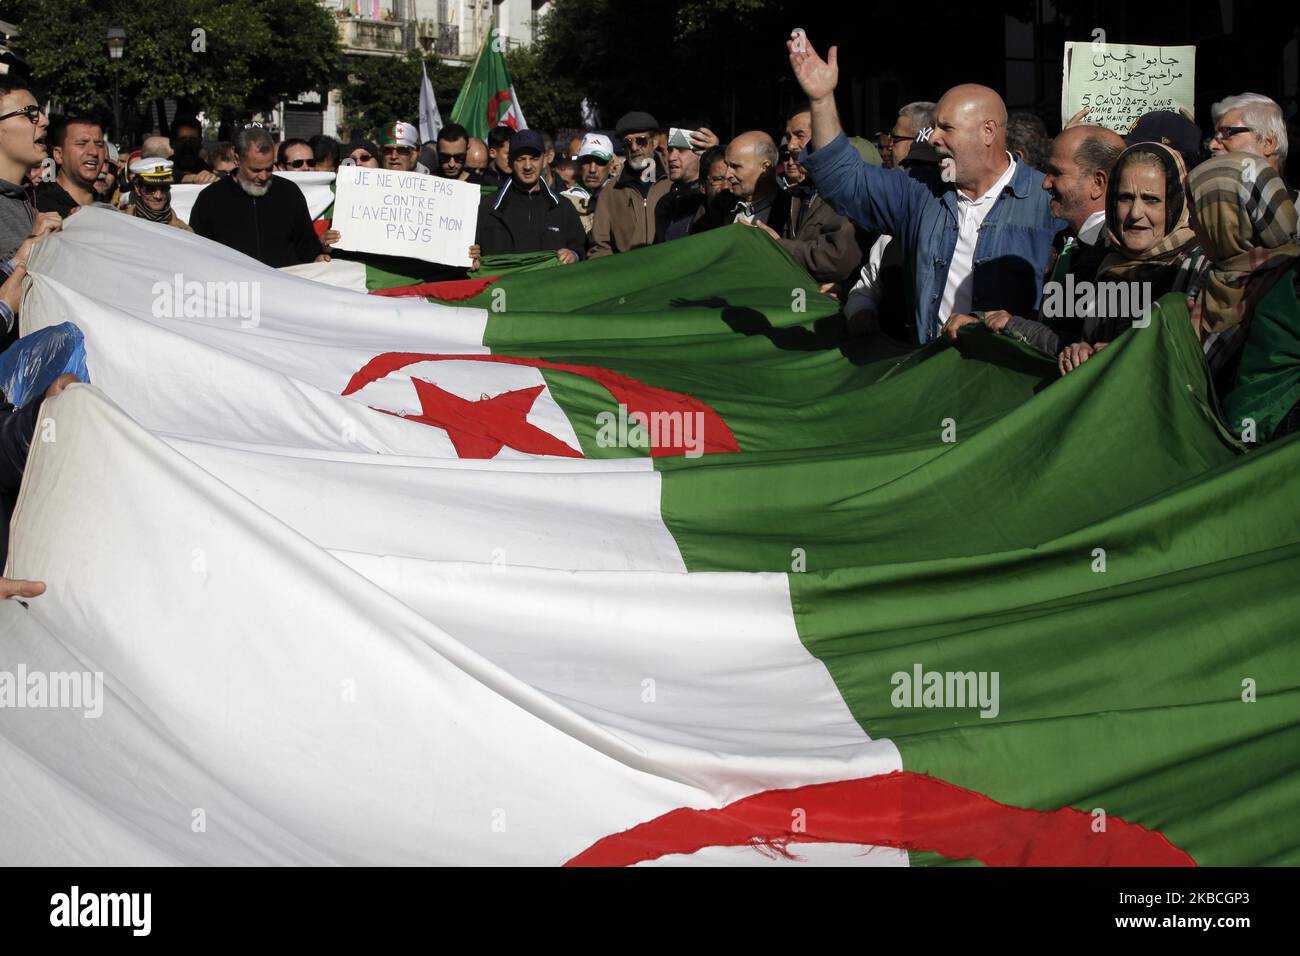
788,31,1066,344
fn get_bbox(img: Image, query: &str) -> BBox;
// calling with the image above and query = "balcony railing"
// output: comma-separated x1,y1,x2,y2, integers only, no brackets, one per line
435,23,458,57
338,16,404,54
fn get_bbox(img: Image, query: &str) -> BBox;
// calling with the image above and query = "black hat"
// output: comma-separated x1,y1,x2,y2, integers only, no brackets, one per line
902,139,940,166
615,111,659,138
1125,111,1204,169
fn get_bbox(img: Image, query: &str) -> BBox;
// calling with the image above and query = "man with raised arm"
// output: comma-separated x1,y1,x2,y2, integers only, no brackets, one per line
787,30,1065,343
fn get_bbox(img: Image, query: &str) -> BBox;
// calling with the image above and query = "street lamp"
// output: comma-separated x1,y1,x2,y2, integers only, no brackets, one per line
107,27,125,145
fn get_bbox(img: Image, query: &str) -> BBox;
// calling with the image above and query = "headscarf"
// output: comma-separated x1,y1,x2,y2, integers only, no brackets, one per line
1186,152,1300,338
1097,141,1198,282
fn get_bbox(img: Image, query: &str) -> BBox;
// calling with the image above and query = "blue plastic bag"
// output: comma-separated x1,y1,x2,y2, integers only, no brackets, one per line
0,322,89,408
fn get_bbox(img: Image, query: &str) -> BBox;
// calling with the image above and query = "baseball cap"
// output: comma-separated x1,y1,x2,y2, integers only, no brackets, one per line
577,132,614,162
615,111,659,138
508,129,545,157
380,121,419,149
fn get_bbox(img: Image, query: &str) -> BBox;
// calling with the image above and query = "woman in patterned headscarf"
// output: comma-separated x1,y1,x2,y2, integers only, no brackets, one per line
1188,152,1300,442
1058,141,1201,374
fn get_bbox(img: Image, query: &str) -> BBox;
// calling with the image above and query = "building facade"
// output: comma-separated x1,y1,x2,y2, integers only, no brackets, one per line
283,0,549,140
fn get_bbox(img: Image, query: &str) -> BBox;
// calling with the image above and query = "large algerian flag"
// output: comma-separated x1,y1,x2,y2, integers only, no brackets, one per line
7,206,1299,865
450,25,527,141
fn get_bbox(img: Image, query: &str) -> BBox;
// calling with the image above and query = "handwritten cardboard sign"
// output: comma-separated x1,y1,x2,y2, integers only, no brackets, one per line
1061,41,1196,133
330,165,479,267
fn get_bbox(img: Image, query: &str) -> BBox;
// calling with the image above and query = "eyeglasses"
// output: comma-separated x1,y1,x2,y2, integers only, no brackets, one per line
382,145,414,155
0,105,44,125
1212,126,1253,142
623,134,652,149
285,158,316,169
350,152,373,163
136,182,171,194
438,152,467,163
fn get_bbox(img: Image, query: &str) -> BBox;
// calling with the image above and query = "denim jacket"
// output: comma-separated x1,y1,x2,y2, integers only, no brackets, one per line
803,133,1066,343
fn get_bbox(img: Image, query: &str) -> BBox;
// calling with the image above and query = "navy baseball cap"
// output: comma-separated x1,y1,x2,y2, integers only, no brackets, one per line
509,129,545,156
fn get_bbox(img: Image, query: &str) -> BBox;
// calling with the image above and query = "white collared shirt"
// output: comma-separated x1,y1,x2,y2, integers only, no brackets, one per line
938,152,1018,320
1077,208,1106,246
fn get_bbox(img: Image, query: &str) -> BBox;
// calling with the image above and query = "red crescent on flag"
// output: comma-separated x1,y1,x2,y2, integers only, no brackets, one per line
344,351,741,458
487,91,517,130
563,772,1196,867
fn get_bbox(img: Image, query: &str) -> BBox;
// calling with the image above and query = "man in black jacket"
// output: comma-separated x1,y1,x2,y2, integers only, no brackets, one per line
189,126,326,268
472,130,585,265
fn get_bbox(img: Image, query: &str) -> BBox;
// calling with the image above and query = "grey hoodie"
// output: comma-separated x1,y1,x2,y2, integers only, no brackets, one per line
0,177,34,263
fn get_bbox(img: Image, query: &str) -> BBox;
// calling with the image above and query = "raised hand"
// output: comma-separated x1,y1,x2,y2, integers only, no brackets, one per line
787,30,839,101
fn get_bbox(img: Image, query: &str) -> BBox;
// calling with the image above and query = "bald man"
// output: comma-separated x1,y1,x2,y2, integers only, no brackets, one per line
726,130,862,288
788,31,1066,343
946,125,1126,353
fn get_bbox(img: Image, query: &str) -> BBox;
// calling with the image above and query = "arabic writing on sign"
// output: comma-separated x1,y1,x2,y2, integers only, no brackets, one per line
1062,42,1195,133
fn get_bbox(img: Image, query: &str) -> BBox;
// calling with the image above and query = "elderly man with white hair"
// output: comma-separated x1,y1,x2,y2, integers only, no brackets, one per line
1209,93,1289,180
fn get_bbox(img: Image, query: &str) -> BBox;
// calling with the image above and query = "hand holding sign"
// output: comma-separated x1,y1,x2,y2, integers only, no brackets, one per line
330,165,481,268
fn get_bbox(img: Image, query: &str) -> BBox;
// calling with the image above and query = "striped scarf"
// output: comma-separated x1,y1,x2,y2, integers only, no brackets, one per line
1187,152,1300,339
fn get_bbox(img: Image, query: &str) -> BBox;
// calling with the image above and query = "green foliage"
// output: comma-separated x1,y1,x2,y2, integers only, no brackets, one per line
505,44,581,134
337,50,464,141
12,0,340,126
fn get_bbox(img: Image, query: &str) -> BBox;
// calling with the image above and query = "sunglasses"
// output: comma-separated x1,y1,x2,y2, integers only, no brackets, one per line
382,145,414,155
438,152,467,163
1212,126,1253,141
0,105,44,125
350,152,373,163
136,181,171,194
623,134,652,148
285,157,316,169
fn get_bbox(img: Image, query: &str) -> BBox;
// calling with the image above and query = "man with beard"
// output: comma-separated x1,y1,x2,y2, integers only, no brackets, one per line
656,120,718,242
189,126,328,267
589,111,671,258
35,115,106,217
789,32,1064,344
943,124,1124,350
561,132,615,239
125,157,192,231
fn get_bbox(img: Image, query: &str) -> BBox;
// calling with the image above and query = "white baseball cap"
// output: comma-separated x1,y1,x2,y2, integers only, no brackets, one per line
576,133,614,162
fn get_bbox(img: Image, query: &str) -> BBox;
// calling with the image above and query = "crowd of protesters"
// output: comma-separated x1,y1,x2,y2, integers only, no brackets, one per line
1,27,1300,596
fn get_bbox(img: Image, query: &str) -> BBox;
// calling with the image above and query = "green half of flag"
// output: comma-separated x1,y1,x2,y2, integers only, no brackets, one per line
454,225,1299,865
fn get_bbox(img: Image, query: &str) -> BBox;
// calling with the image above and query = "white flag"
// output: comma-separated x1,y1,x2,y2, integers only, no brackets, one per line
418,61,443,143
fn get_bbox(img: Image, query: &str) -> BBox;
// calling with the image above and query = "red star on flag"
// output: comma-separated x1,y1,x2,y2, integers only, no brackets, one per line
378,377,582,459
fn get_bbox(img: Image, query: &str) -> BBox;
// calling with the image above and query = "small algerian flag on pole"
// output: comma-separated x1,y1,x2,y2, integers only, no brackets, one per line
450,24,527,140
418,60,443,144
